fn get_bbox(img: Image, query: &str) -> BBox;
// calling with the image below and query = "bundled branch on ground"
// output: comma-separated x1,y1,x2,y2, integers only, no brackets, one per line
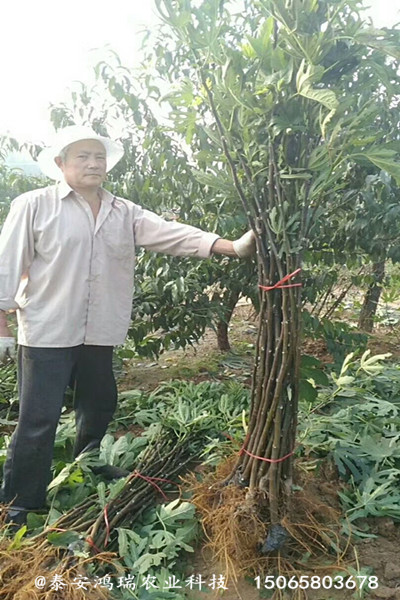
0,381,249,598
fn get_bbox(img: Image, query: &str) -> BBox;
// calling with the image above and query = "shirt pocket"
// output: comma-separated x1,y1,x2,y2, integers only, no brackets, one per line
101,229,134,259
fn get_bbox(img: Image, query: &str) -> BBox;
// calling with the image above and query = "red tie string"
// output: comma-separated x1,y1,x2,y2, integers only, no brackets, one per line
259,268,302,291
254,269,301,460
103,504,110,547
100,471,179,548
240,447,295,463
131,470,178,502
222,432,294,464
86,535,102,554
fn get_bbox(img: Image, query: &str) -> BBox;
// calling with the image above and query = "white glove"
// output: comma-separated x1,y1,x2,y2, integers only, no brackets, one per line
0,337,16,362
232,230,256,258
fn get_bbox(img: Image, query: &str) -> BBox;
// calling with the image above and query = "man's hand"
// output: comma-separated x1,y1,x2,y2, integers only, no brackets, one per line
232,230,256,258
0,337,16,362
0,311,15,361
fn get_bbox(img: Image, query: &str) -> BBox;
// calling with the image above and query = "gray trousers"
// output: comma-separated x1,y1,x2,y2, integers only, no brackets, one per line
1,344,117,509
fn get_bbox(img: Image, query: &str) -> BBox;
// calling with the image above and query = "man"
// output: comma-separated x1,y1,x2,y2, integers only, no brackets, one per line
0,126,255,527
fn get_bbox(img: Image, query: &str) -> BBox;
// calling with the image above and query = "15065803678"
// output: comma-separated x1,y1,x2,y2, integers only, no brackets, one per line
254,575,379,591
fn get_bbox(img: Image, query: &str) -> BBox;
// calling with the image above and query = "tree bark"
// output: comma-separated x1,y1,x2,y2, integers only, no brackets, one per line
217,320,231,351
358,260,385,333
215,289,241,351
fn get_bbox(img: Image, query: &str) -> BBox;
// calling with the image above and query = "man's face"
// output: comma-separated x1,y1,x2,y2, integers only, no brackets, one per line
55,139,107,190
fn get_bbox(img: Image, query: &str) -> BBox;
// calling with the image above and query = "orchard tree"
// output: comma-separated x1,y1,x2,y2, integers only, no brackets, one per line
305,52,400,333
0,135,45,227
154,0,400,555
354,172,400,331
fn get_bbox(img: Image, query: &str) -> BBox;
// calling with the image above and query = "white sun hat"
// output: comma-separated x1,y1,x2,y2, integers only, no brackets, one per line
37,125,125,180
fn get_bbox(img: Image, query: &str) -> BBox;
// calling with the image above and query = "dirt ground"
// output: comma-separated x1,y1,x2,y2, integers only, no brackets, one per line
182,521,400,600
120,303,400,392
120,304,259,392
118,304,400,600
182,467,400,600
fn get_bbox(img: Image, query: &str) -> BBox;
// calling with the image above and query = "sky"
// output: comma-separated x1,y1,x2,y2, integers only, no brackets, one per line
0,0,160,144
0,0,399,146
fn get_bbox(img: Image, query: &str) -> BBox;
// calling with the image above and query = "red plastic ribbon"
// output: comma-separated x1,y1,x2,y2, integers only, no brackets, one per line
131,470,178,502
259,268,302,291
100,472,178,548
86,535,102,554
223,432,294,464
103,504,110,547
240,447,295,463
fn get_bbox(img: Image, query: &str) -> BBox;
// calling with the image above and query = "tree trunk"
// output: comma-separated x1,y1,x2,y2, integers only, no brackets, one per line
217,321,230,351
215,289,241,351
201,76,303,529
358,260,385,333
229,255,302,525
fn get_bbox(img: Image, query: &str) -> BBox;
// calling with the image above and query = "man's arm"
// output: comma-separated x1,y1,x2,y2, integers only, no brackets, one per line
210,238,237,257
132,204,256,260
0,194,35,315
0,194,35,361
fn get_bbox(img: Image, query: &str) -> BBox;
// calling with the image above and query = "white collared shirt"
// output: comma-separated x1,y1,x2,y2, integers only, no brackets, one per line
0,181,219,347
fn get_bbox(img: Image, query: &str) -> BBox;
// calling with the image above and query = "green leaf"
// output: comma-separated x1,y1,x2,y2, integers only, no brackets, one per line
355,28,400,60
299,379,318,403
175,521,198,542
340,352,355,375
118,528,129,557
150,530,176,549
359,149,400,185
335,375,355,387
158,500,195,527
47,530,81,548
47,464,81,491
134,551,167,573
7,525,27,550
97,481,107,508
359,350,392,370
296,60,339,111
279,172,312,180
47,508,63,525
108,477,128,500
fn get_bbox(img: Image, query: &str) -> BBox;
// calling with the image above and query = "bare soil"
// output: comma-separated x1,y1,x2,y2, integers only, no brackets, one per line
120,304,260,392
